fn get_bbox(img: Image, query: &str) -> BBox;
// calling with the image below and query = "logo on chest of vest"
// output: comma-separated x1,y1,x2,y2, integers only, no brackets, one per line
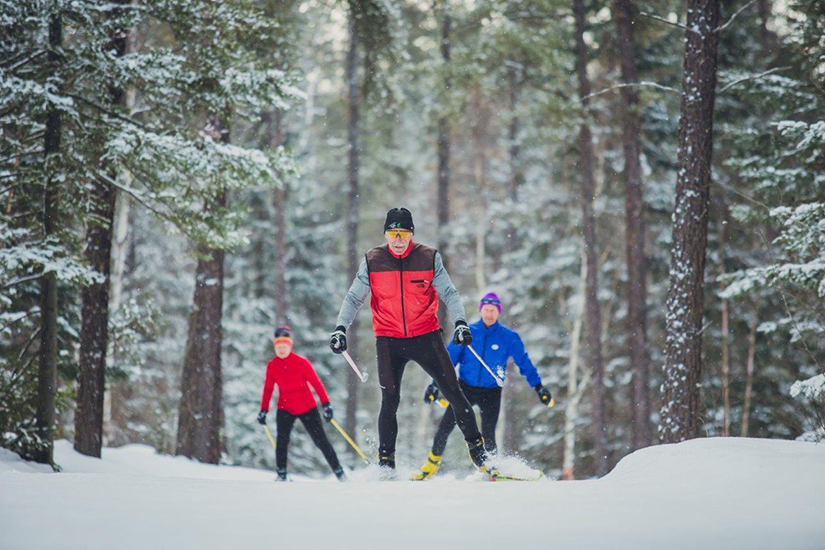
491,344,500,350
410,279,429,289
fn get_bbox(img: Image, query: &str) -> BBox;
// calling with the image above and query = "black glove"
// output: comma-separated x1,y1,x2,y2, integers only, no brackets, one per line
322,402,334,422
453,320,472,346
330,325,347,354
257,410,267,425
423,383,440,404
535,384,553,406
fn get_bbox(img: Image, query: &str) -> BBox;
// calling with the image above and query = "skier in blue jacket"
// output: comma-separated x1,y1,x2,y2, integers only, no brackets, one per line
412,292,553,480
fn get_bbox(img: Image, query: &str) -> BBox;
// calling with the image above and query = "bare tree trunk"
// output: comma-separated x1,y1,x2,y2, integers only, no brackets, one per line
105,24,137,446
660,0,721,444
436,7,451,263
104,189,130,445
436,6,452,333
75,5,128,457
345,9,361,440
613,0,651,451
741,309,758,437
175,117,228,464
75,180,116,457
267,108,289,324
109,192,131,313
34,13,62,466
502,62,523,453
507,64,523,198
574,0,607,476
757,0,771,52
562,250,588,480
471,88,487,291
719,203,731,436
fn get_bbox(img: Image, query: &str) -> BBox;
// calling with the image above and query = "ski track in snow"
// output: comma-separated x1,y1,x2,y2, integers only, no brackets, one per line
1,438,824,550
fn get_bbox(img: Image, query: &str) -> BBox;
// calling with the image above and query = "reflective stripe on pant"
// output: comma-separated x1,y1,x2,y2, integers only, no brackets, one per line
275,407,342,474
432,380,502,456
376,330,482,455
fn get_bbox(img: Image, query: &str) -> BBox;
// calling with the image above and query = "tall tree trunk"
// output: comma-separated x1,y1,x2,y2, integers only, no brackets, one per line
574,0,607,476
471,88,487,291
719,203,731,436
344,9,361,441
267,108,289,323
34,13,63,466
75,5,128,457
502,63,523,453
105,24,137,446
757,0,771,52
436,8,451,263
436,6,452,333
660,0,721,444
613,0,651,451
104,189,130,445
740,308,758,437
562,250,588,480
175,117,229,464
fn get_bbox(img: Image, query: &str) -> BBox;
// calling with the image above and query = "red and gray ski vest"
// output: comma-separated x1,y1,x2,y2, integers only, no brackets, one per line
366,242,440,338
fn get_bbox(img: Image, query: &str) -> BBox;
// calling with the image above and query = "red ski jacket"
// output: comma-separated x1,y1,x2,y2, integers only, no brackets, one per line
260,352,330,415
366,242,440,338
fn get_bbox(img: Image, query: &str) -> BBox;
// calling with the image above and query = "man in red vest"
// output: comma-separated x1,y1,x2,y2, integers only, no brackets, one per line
258,325,345,481
330,208,496,477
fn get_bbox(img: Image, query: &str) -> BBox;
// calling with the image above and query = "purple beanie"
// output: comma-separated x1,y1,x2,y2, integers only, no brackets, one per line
479,292,502,313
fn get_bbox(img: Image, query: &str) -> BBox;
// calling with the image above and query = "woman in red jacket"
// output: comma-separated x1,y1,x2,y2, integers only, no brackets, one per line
257,326,345,481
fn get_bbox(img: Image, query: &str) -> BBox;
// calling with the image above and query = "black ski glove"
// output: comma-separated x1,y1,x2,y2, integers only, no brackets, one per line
330,325,347,354
322,402,334,422
453,320,472,346
257,410,267,425
534,384,553,406
423,383,440,404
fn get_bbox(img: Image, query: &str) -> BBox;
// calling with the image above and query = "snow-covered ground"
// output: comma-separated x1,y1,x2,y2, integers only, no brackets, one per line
1,438,823,550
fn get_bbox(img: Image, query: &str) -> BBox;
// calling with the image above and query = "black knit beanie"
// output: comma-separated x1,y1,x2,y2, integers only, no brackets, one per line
384,208,415,233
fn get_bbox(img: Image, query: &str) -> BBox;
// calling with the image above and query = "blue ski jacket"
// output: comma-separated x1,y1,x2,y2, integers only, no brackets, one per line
447,319,542,389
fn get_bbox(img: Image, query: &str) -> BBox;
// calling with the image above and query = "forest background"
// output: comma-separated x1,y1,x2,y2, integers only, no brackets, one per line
1,0,823,478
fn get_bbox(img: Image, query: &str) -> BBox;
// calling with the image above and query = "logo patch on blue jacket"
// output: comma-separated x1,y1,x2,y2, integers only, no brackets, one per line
491,344,500,350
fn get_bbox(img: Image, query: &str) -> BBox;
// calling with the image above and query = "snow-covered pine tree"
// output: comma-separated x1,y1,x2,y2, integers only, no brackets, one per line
0,0,296,462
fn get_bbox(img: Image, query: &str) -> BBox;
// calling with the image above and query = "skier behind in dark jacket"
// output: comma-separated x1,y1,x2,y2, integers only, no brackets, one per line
257,325,346,482
330,207,499,479
412,292,553,480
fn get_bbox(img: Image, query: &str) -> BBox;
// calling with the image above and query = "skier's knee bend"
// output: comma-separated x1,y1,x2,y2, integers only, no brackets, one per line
437,385,465,407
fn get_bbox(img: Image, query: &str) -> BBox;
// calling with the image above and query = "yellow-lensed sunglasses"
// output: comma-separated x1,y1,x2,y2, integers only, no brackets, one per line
385,229,413,240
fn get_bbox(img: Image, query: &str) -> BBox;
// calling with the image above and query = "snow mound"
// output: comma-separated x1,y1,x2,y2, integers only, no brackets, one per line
0,440,281,480
1,437,823,550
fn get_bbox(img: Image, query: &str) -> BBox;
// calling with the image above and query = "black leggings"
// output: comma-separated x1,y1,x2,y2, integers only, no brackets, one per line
432,380,502,456
376,330,481,455
275,407,341,474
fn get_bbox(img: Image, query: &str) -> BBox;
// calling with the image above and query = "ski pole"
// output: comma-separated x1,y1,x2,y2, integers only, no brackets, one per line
330,418,368,461
263,424,277,450
467,345,504,387
342,350,368,382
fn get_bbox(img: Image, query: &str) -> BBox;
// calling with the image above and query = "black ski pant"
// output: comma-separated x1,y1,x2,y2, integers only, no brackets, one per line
275,407,342,474
432,380,502,456
376,330,482,457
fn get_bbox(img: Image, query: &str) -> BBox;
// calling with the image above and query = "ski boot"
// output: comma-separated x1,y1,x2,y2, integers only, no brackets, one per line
410,451,442,481
377,449,397,481
466,437,500,478
334,467,347,482
275,467,290,482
